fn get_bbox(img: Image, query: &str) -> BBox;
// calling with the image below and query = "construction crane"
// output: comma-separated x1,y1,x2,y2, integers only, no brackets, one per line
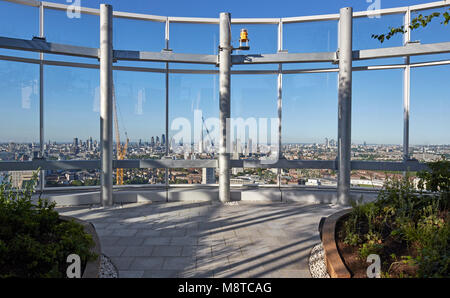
113,85,129,185
202,116,214,156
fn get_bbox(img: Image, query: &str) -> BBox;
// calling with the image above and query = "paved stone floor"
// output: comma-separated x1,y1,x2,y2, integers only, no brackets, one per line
57,201,343,278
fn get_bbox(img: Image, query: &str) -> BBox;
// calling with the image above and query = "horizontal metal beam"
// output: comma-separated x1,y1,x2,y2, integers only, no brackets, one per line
114,159,218,169
2,53,450,76
2,36,450,66
351,160,429,172
231,159,337,169
3,0,40,7
0,159,431,172
354,42,450,60
0,160,100,171
0,36,98,59
232,52,336,64
114,50,217,64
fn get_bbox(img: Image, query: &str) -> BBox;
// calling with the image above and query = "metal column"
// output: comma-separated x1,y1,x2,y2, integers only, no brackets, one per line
100,4,114,207
403,8,411,163
337,7,353,205
165,18,170,202
277,19,283,190
39,3,45,192
218,12,231,203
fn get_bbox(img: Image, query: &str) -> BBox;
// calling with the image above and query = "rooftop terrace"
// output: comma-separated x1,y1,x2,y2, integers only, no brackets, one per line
0,0,449,279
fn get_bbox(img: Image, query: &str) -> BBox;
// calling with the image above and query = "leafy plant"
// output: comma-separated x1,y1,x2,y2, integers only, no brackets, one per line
0,170,97,278
372,9,450,43
341,158,449,277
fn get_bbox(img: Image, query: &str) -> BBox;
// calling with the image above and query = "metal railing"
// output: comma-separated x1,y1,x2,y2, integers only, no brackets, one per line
0,0,449,202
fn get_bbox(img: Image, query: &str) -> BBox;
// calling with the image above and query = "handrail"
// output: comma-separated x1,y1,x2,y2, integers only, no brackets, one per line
2,0,450,24
0,159,429,172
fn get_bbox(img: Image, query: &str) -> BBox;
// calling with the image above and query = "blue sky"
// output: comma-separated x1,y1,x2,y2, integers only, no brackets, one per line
0,0,448,145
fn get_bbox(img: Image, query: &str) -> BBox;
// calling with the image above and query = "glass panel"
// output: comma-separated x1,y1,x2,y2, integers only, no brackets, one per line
44,9,99,64
45,8,99,48
280,168,337,186
1,170,42,190
231,75,278,162
410,7,450,44
352,69,403,161
350,170,396,190
283,20,338,53
0,1,38,58
45,169,100,187
0,1,38,39
169,74,219,157
231,168,277,185
123,168,166,185
44,66,99,160
169,168,203,185
282,73,338,160
114,18,165,51
170,23,218,55
410,7,450,63
0,61,39,160
113,70,165,160
410,65,450,161
353,14,404,66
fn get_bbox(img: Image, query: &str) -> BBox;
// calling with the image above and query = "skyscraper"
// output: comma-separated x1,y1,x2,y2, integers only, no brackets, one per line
162,134,165,146
151,136,155,146
202,168,215,184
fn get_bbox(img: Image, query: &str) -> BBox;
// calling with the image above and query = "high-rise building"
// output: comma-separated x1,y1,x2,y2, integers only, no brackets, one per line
8,171,34,189
151,136,155,146
73,137,78,148
156,136,160,145
162,134,165,146
247,138,253,156
202,168,215,184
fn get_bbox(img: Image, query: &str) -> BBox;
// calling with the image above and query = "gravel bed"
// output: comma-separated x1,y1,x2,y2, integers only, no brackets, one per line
309,243,330,278
99,254,118,278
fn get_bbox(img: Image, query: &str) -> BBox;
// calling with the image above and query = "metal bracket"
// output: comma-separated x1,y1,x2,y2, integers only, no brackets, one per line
332,49,339,65
218,45,233,52
32,36,46,42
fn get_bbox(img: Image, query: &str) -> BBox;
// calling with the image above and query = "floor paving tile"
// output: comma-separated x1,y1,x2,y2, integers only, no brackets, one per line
129,257,165,270
57,201,343,278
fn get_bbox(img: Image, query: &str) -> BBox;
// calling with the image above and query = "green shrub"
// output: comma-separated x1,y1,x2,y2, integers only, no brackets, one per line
0,171,97,278
342,158,449,278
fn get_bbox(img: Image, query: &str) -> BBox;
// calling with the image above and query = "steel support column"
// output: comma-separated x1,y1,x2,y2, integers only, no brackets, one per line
219,12,231,203
100,4,113,206
337,7,353,205
165,18,170,202
277,19,283,189
403,8,411,163
39,2,45,192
